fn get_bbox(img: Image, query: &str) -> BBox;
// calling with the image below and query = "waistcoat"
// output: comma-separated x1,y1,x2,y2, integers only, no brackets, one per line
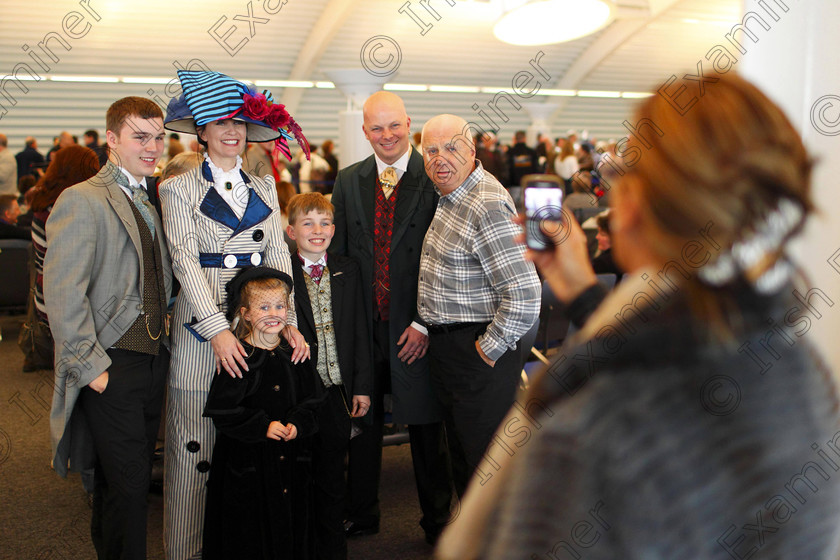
113,198,165,355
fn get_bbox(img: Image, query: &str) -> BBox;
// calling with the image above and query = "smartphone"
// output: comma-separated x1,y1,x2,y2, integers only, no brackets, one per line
522,175,563,251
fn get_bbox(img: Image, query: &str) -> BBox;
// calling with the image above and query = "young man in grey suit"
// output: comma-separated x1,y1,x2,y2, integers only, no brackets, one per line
46,96,171,560
331,91,452,544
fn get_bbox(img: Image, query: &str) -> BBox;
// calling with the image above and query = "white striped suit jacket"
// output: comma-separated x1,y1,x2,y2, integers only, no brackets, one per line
159,162,295,390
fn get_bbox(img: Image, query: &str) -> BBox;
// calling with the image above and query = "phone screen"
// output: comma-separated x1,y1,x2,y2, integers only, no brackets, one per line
524,185,563,251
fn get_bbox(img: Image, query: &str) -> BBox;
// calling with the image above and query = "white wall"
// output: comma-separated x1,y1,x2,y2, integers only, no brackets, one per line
741,0,840,375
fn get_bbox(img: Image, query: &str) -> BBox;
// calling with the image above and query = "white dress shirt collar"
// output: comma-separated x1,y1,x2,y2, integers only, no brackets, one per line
205,153,248,218
116,167,147,197
299,252,327,276
374,144,411,182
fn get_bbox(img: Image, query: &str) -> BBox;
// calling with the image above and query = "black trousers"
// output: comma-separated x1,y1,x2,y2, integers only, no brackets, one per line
346,319,452,535
313,384,351,560
428,323,521,498
407,422,452,537
78,347,168,560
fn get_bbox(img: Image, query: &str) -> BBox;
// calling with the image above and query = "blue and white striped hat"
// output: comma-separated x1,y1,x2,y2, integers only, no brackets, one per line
164,70,309,160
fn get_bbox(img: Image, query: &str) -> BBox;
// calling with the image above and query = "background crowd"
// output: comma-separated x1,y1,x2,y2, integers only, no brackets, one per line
1,124,617,243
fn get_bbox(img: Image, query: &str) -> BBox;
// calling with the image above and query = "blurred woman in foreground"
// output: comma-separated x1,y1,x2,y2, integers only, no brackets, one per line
437,73,840,559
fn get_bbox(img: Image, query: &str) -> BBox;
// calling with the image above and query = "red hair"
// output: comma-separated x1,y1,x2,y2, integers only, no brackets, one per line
30,145,100,211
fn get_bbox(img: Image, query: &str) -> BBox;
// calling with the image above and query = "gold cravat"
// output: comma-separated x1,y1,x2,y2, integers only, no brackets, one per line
379,166,397,200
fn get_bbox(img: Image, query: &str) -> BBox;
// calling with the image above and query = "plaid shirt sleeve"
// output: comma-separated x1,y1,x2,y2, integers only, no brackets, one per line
418,163,540,362
473,200,541,361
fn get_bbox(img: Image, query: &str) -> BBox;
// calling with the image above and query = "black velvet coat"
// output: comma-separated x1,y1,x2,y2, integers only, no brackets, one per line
202,343,323,560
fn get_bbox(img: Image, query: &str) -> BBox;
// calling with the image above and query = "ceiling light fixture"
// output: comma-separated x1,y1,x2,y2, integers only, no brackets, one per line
49,75,119,83
254,80,314,88
384,83,429,92
621,91,654,99
122,77,171,84
536,88,577,97
429,85,482,93
493,0,613,46
577,90,621,98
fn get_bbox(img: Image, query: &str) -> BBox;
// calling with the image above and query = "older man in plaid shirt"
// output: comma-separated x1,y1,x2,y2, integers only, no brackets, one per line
418,114,540,497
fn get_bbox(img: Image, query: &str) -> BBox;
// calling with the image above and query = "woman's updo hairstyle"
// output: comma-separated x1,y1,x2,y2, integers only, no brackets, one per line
619,72,814,334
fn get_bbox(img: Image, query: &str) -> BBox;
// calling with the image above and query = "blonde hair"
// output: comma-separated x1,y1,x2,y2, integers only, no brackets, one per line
559,140,575,160
161,151,203,183
232,277,291,343
620,72,813,335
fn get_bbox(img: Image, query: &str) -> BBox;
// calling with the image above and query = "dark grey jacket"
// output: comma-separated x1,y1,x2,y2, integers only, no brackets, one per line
442,274,840,559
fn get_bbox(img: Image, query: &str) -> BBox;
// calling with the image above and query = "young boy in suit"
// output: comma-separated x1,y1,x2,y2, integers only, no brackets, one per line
286,192,372,560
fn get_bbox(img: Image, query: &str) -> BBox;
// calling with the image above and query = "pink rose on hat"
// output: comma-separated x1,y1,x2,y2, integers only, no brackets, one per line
265,103,291,129
243,93,271,121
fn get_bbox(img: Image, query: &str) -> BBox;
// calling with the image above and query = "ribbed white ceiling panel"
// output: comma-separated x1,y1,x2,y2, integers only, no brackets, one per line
580,0,744,91
316,0,599,87
0,0,743,160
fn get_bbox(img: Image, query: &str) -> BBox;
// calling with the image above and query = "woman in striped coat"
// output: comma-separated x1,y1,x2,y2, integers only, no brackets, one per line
160,70,311,560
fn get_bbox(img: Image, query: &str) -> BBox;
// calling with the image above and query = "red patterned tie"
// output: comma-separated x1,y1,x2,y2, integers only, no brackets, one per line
309,263,324,284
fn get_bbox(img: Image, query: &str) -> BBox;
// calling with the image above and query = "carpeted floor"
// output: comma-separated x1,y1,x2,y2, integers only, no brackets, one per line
0,314,434,560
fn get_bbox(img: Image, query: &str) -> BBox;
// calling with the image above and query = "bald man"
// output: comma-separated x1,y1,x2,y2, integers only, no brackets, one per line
418,114,540,496
46,131,75,163
331,91,452,549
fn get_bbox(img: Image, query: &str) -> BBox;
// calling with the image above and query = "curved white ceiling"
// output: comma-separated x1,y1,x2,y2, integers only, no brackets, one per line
0,0,743,155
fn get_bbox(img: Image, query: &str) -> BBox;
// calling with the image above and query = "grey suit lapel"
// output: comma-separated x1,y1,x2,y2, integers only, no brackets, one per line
102,169,143,270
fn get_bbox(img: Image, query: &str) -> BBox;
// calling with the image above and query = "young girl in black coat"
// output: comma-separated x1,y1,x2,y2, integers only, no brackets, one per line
203,267,322,560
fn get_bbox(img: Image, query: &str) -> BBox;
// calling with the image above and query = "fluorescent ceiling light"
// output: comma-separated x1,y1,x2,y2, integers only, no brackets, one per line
121,77,171,84
429,85,481,93
494,0,613,46
254,80,314,88
33,74,646,102
577,90,621,98
50,75,119,83
384,83,429,92
537,89,578,97
621,91,653,99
